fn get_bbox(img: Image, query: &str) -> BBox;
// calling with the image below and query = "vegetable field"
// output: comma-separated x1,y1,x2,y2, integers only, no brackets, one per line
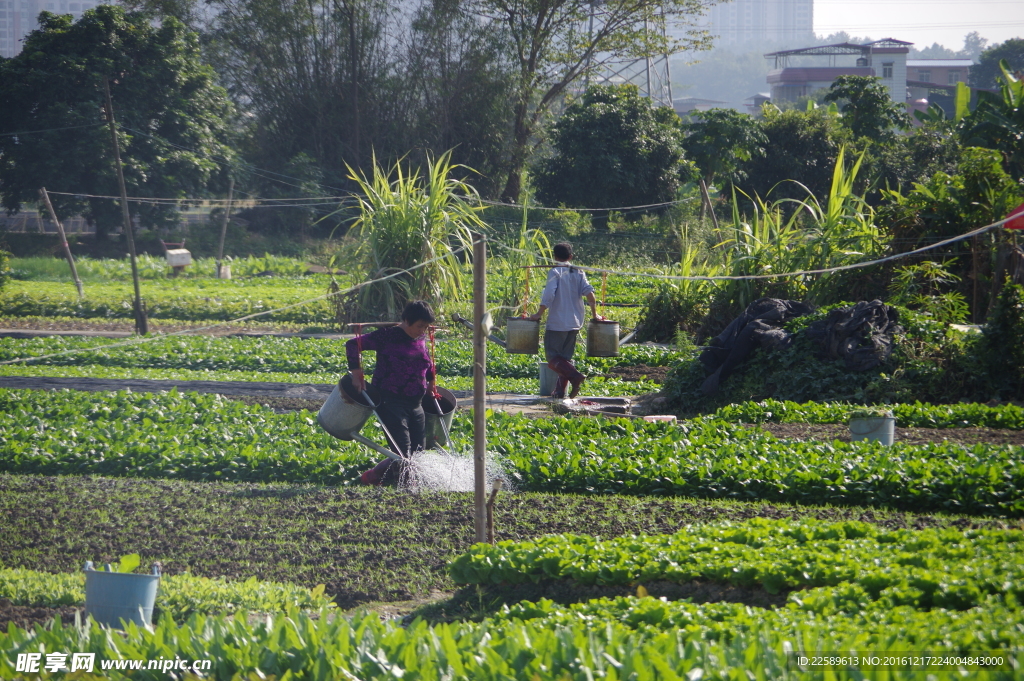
1,255,1021,679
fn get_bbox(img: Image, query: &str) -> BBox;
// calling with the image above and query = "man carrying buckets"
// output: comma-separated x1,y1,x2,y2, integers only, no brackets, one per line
527,242,604,398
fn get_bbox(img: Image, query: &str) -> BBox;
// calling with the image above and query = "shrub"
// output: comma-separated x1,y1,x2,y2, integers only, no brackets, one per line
978,281,1024,399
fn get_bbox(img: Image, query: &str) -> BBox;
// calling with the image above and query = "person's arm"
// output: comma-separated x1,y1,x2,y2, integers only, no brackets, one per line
579,271,603,321
527,304,547,322
585,291,604,320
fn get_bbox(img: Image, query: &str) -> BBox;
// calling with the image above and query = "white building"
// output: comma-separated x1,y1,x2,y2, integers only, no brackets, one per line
0,0,107,58
673,0,814,48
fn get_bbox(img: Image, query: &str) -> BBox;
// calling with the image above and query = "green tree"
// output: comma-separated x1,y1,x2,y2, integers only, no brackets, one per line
467,0,719,202
209,0,394,189
970,38,1024,89
736,106,854,206
0,6,235,239
824,75,911,142
534,85,691,224
405,0,516,199
681,108,766,187
959,60,1024,181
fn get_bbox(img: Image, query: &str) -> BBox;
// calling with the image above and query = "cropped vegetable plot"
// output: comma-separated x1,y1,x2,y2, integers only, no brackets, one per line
459,518,1023,673
714,399,1024,430
0,568,332,620
1,390,1022,514
0,278,334,323
0,604,1017,680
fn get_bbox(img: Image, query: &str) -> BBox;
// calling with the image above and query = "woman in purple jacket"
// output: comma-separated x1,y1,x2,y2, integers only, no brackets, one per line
346,300,437,485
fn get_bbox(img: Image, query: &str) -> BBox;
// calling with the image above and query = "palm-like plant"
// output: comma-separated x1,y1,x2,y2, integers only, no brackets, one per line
336,151,487,320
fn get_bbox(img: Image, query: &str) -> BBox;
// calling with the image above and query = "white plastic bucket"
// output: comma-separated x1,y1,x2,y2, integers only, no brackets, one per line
506,318,540,355
317,374,374,440
85,570,160,628
849,416,896,445
539,361,560,396
586,319,620,357
423,387,457,449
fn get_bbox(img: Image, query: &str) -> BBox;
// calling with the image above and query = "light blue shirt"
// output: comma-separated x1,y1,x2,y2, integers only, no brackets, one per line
540,264,595,332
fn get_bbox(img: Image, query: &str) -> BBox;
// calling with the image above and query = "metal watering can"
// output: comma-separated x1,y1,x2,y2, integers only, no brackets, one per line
318,374,457,458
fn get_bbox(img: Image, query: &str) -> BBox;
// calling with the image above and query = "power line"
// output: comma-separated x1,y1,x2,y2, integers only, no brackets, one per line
494,214,1017,281
0,123,105,138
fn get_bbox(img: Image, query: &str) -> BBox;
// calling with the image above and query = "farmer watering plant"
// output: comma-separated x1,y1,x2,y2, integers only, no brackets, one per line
528,242,604,398
347,300,438,485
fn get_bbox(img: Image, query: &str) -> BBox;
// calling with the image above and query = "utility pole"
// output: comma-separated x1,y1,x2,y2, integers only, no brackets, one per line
472,233,487,544
39,187,84,300
103,75,148,335
215,177,234,278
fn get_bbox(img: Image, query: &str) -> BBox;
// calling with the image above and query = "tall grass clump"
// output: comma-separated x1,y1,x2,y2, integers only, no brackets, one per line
334,151,486,320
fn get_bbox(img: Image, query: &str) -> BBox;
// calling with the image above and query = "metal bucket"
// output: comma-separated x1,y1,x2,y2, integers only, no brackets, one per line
317,374,374,440
85,569,159,628
849,416,896,445
505,318,540,355
423,387,457,449
539,361,560,396
586,319,620,357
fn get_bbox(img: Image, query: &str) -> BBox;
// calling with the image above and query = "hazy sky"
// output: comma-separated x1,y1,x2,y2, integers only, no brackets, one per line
814,0,1024,51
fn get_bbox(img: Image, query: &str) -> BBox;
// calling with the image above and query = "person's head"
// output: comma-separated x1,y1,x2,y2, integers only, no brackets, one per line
553,242,573,262
400,300,435,338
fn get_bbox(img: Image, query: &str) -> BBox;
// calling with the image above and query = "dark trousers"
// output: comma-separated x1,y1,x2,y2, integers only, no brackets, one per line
543,329,579,363
369,391,425,483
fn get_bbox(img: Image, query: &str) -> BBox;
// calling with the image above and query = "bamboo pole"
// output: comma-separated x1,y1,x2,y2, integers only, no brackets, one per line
473,233,487,544
215,177,234,278
699,179,720,232
102,76,147,335
39,187,84,300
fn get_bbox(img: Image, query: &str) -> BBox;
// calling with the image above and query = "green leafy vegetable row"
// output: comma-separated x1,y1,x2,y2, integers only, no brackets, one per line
0,280,335,323
9,254,316,282
497,596,1022,653
1,390,1021,514
0,334,681,377
451,518,1024,609
0,568,332,621
713,399,1024,430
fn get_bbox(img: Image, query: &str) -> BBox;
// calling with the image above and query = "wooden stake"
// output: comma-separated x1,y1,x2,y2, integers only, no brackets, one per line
486,478,502,544
103,76,147,335
39,187,84,300
215,177,234,278
473,233,487,544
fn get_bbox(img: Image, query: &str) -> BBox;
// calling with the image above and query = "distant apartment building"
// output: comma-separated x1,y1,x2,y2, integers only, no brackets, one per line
679,0,813,47
764,39,913,104
0,0,106,58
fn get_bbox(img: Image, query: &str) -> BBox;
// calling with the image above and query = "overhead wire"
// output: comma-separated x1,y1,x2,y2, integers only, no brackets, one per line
492,213,1018,281
0,123,105,138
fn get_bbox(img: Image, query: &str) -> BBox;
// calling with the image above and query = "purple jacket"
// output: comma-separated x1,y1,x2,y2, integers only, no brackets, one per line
346,326,435,398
